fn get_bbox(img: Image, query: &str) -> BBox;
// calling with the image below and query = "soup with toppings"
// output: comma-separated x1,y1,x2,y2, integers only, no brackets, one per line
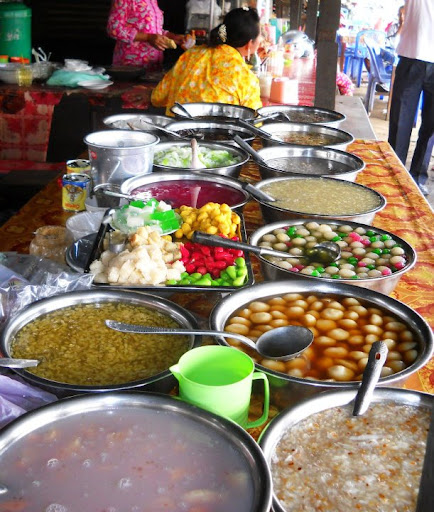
0,406,255,511
271,402,430,512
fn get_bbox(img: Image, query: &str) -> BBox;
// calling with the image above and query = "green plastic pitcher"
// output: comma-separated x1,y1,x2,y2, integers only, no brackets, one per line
170,345,269,429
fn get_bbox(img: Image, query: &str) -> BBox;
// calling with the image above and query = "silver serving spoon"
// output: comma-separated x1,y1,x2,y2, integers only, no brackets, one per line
192,231,341,266
127,121,187,140
174,102,195,119
352,341,388,416
0,358,39,368
236,119,282,141
105,320,313,361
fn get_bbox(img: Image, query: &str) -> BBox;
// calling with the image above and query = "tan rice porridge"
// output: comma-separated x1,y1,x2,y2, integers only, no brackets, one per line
11,302,189,386
271,402,430,511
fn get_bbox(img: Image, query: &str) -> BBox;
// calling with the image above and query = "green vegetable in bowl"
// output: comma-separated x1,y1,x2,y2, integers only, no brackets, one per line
154,146,241,169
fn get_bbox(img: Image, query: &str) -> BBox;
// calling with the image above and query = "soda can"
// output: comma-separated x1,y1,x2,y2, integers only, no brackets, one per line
66,159,91,175
62,173,91,212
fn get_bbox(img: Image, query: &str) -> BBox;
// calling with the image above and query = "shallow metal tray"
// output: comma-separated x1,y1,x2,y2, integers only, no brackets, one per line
66,214,255,293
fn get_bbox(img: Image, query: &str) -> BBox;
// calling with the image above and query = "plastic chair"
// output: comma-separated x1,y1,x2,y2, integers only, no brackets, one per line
363,38,392,114
352,30,386,87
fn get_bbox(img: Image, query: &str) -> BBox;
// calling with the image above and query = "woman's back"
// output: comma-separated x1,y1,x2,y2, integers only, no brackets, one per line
152,43,261,114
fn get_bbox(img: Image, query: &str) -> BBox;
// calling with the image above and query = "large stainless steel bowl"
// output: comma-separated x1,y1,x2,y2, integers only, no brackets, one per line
152,140,249,178
121,171,250,210
258,122,354,151
210,280,433,408
170,102,256,121
103,113,173,141
254,145,365,182
256,105,346,128
0,392,272,511
0,290,201,397
253,176,386,225
249,219,416,294
166,120,255,146
258,388,433,512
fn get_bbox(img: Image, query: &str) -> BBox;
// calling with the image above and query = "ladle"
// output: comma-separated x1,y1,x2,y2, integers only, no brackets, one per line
236,119,281,141
0,358,39,368
105,320,314,361
127,121,187,140
174,102,195,119
192,231,341,266
352,341,388,416
233,135,269,167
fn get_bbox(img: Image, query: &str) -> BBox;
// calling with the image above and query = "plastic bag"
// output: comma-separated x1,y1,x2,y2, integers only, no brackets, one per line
0,374,57,429
0,253,94,327
46,70,109,87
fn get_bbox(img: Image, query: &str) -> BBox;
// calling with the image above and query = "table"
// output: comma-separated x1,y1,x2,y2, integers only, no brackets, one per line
0,139,433,397
0,82,155,161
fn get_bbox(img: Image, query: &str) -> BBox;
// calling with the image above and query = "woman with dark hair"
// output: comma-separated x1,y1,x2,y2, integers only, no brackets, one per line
151,7,262,115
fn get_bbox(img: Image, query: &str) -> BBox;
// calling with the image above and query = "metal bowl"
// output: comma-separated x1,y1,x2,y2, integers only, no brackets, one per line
258,388,433,512
170,102,256,122
255,145,365,182
258,122,354,151
249,219,417,294
210,280,434,408
0,290,201,397
256,105,346,127
103,114,173,140
0,392,272,511
152,140,249,178
166,120,255,146
253,176,386,225
121,171,250,210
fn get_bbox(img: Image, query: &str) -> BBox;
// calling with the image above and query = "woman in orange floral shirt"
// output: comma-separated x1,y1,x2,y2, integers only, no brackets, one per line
151,8,262,115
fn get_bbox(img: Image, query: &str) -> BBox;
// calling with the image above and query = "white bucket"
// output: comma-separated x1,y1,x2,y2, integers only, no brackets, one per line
84,130,159,187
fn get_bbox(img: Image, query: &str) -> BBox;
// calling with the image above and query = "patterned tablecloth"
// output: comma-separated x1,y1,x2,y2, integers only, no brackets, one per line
0,140,433,397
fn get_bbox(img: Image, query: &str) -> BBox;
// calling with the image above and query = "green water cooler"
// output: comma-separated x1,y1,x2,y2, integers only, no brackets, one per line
0,2,32,61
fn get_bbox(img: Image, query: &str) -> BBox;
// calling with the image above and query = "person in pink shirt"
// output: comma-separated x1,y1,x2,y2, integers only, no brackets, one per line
107,0,185,71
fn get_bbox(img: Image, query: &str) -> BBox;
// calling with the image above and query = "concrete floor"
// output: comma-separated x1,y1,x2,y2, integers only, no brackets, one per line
352,82,434,209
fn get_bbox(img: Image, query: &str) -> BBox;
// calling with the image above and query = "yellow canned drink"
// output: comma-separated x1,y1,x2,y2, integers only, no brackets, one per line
62,173,91,212
66,159,91,174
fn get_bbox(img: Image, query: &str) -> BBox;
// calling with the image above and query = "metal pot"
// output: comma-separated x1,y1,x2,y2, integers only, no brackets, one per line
166,120,255,146
258,387,433,512
0,392,272,511
253,176,386,225
84,130,160,188
103,114,173,141
120,171,250,210
248,219,416,295
210,280,434,409
170,102,256,121
0,290,201,397
152,140,249,178
258,122,354,151
254,145,365,182
256,105,346,128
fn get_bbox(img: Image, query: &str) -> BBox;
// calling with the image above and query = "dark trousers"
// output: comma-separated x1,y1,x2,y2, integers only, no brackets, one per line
388,57,434,186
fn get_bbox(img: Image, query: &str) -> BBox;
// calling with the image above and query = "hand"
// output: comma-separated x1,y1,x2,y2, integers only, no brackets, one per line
146,34,175,51
169,33,186,46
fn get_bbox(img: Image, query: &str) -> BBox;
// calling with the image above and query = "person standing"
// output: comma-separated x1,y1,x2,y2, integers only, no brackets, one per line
107,0,185,71
151,7,262,116
388,0,434,196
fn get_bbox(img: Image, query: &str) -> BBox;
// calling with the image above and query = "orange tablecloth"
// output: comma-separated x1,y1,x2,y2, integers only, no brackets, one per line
0,139,433,393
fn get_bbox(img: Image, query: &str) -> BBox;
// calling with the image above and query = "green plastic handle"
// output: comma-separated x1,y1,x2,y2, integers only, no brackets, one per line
246,372,270,429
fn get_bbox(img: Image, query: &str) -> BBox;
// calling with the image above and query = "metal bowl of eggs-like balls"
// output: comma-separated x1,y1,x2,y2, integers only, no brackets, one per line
210,280,433,409
249,218,416,295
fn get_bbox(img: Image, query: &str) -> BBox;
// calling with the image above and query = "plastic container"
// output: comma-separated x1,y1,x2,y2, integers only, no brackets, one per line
0,55,8,63
269,77,298,104
0,3,32,61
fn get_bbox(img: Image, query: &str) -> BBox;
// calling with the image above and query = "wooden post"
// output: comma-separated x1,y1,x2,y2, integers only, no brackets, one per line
314,0,340,109
289,0,302,30
305,0,319,41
